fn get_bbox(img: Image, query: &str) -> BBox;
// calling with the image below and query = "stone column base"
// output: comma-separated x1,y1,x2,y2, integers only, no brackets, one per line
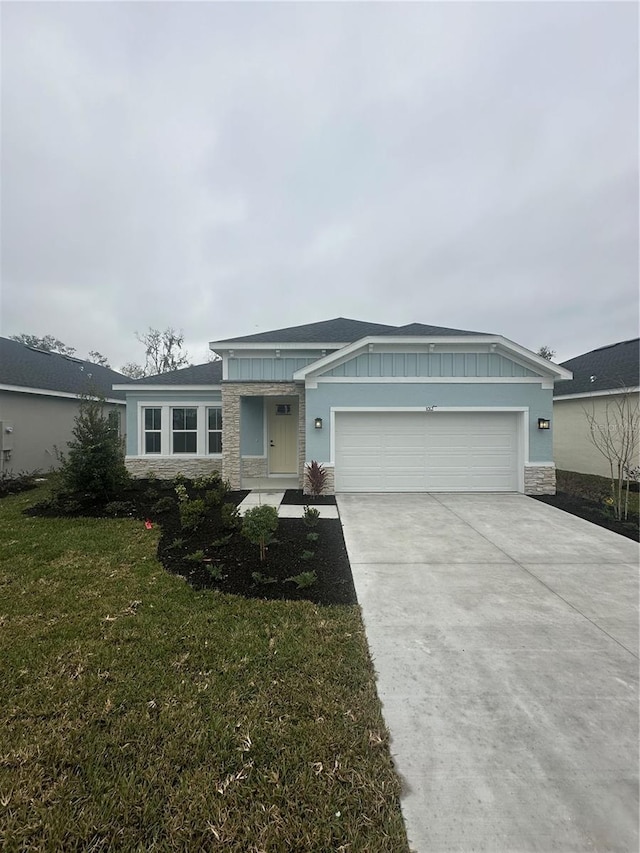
524,464,556,495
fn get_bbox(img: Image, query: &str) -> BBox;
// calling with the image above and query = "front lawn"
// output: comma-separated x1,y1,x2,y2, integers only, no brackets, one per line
0,484,408,852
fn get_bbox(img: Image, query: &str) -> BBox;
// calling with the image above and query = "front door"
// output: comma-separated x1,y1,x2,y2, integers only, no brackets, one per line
267,398,298,474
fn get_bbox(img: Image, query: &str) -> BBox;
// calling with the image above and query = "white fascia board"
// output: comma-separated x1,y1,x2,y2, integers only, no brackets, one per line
113,384,222,392
554,386,640,401
209,341,348,351
293,335,573,381
0,384,125,404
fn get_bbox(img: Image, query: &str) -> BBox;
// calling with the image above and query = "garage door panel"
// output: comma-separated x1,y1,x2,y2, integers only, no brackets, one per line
335,412,519,492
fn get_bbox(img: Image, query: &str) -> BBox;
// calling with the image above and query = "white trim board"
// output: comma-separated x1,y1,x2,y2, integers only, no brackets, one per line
554,387,640,401
0,384,125,404
114,384,222,392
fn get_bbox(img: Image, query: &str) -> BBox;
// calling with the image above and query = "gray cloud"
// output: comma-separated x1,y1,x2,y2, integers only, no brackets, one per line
1,1,637,368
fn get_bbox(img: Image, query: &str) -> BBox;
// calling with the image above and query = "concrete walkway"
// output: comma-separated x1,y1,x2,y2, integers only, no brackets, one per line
337,493,639,853
237,490,339,518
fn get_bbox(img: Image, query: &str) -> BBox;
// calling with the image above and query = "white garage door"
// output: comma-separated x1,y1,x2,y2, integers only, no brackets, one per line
334,411,519,492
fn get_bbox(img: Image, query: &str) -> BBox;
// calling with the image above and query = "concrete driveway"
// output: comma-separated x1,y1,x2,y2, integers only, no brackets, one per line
337,493,639,853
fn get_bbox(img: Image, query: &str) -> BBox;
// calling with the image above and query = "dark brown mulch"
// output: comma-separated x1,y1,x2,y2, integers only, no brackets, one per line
281,489,337,506
25,479,356,605
532,492,639,542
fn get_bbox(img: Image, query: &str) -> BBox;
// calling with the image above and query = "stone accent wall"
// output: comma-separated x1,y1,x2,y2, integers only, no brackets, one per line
303,463,335,496
524,464,556,495
222,382,305,490
125,457,222,479
241,457,268,478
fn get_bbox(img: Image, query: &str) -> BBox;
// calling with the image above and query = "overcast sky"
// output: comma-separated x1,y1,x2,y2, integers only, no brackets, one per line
1,1,638,371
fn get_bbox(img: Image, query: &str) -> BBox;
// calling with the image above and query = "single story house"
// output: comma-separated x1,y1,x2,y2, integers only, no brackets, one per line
0,337,127,474
114,318,572,495
553,338,640,478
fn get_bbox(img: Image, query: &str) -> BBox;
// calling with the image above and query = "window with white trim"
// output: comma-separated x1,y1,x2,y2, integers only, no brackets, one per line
144,408,161,454
172,407,198,453
207,407,222,454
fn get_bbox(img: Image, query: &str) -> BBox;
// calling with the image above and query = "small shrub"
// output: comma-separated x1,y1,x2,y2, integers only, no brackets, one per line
304,461,328,497
168,537,185,550
174,483,189,503
242,505,279,562
203,487,225,509
179,498,206,531
104,500,136,517
144,487,160,503
184,549,205,563
300,549,315,561
152,496,175,515
251,571,278,585
302,506,320,528
221,502,242,531
193,473,222,490
0,469,41,498
306,531,319,542
211,533,232,547
285,570,318,589
206,563,225,580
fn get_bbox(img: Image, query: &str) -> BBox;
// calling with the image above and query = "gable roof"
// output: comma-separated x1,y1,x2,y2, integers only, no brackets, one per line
0,337,127,400
113,360,222,388
212,317,487,345
554,338,640,397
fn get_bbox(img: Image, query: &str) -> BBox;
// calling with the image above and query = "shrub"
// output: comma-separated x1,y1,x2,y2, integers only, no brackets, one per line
306,531,319,542
203,485,228,508
251,571,278,585
206,563,225,580
104,500,136,517
152,496,175,515
221,502,242,531
304,461,328,497
179,498,206,531
193,473,223,490
59,396,129,503
242,505,279,562
285,570,317,589
168,537,185,551
300,550,315,561
0,469,40,498
302,506,320,528
184,549,205,563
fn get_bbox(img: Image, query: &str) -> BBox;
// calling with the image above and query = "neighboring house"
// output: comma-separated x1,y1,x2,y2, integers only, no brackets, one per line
553,338,640,478
114,317,572,495
0,337,127,474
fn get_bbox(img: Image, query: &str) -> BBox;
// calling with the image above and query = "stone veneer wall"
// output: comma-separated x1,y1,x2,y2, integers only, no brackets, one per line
303,464,335,496
523,464,556,495
241,457,268,478
222,382,306,490
125,457,223,479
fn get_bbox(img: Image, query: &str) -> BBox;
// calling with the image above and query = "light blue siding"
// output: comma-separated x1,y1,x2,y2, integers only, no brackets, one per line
304,383,553,464
241,396,264,455
324,352,539,378
125,390,222,455
227,349,335,381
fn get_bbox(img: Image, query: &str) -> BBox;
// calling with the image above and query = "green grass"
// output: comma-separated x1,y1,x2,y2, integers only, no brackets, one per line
557,469,640,514
0,485,408,852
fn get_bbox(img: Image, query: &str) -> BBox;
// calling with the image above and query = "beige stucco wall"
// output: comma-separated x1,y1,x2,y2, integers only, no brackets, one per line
0,390,125,474
553,392,640,477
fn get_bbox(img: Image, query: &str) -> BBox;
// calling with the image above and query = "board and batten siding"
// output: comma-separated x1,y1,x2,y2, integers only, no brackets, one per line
323,351,540,378
227,350,336,382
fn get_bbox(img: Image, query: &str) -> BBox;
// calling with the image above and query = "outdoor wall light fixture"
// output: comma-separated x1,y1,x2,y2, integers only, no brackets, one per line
538,418,550,430
314,417,323,429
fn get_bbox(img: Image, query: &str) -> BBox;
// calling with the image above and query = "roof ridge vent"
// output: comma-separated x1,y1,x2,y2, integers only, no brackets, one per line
25,345,52,355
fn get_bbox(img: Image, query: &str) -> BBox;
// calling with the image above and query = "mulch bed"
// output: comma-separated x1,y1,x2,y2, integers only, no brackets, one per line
25,479,356,605
532,492,639,542
281,489,336,506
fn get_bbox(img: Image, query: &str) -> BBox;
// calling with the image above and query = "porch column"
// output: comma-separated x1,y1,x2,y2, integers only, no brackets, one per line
221,385,241,489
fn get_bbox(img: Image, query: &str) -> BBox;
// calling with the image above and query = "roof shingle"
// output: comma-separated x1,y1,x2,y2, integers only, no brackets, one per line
554,338,640,397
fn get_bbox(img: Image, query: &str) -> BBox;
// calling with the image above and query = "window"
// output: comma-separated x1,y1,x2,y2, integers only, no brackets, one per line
172,407,198,453
144,408,161,454
208,407,222,454
276,404,292,415
107,410,120,435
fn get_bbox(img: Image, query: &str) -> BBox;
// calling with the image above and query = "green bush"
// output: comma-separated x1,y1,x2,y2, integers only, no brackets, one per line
285,570,317,589
59,396,129,503
104,501,136,517
242,505,279,562
152,496,175,515
221,502,242,531
184,549,205,563
0,469,41,499
302,506,320,528
178,498,206,531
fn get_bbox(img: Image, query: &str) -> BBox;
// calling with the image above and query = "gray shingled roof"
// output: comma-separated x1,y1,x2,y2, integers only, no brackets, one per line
117,361,222,386
379,322,489,337
0,337,128,400
554,338,640,397
213,317,485,344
